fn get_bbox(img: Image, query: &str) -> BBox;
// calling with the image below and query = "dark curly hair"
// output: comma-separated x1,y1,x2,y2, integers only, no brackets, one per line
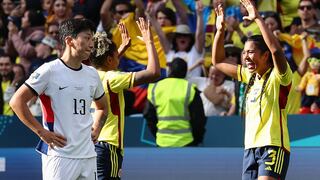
90,31,117,68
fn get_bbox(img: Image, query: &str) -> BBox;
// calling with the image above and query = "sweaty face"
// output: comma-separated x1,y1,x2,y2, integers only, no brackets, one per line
242,41,265,74
72,30,94,60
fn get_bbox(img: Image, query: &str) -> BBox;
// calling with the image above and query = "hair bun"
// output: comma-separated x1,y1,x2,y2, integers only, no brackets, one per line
92,31,112,57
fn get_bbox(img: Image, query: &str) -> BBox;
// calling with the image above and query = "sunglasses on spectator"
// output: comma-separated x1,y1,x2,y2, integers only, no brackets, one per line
116,10,129,15
298,5,313,10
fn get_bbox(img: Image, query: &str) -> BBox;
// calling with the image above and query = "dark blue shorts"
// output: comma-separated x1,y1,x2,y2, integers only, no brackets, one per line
242,146,290,180
95,141,123,180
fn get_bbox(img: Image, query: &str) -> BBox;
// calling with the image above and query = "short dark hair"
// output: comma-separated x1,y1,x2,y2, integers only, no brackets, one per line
168,57,187,78
58,18,96,49
156,7,177,25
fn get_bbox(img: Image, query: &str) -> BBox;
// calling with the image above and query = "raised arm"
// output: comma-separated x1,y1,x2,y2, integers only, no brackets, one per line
241,0,288,74
211,4,238,79
171,0,188,25
145,2,171,53
117,22,131,57
134,17,161,86
100,0,114,32
297,32,310,76
195,0,205,54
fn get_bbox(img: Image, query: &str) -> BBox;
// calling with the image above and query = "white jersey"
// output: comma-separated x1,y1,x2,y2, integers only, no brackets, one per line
25,59,105,158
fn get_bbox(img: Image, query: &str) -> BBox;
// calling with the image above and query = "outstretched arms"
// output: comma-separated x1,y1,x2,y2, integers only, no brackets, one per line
211,4,238,79
134,18,161,86
240,0,288,74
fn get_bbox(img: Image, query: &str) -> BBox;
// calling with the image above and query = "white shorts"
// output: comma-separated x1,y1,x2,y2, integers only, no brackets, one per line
42,155,97,180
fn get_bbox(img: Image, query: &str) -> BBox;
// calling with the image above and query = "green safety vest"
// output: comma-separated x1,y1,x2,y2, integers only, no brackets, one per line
147,78,196,147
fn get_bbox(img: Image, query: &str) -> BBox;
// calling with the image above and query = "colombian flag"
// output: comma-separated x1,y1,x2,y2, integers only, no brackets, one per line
112,13,167,113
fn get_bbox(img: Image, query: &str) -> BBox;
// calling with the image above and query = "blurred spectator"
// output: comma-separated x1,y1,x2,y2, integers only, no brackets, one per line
164,1,205,78
298,0,319,30
144,57,206,147
46,0,72,25
29,35,57,75
41,0,52,17
224,43,245,115
45,21,59,40
200,65,234,116
278,0,300,29
145,4,176,54
296,48,320,114
1,0,17,45
4,9,45,74
16,0,43,17
72,0,103,27
155,6,177,27
0,54,25,115
102,0,168,115
262,11,302,114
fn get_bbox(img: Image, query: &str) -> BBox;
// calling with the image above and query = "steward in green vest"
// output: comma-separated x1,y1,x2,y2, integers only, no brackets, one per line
143,58,207,147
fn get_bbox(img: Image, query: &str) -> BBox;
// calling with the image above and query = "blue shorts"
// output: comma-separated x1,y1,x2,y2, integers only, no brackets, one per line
95,141,123,180
242,146,290,180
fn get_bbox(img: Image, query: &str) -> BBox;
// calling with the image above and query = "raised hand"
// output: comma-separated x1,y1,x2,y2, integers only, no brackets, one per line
118,22,131,49
214,4,225,30
240,0,259,21
136,17,153,43
196,0,204,15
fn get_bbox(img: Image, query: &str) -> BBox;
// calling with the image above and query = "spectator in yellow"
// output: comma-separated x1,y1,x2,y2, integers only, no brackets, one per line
296,49,320,114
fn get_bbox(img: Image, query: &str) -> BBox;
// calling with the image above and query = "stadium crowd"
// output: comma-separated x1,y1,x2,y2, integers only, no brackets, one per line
0,0,320,117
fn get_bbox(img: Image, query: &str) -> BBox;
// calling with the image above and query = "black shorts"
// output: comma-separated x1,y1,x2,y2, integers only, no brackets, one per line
95,141,123,180
242,146,290,180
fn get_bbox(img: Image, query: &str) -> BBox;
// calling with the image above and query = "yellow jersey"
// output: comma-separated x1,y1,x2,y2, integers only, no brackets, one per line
97,70,135,150
237,64,292,152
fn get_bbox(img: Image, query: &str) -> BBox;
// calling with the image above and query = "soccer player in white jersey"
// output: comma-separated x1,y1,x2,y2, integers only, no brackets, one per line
9,18,108,180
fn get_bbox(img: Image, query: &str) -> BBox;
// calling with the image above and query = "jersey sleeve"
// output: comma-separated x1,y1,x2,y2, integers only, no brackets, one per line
25,63,51,95
107,71,135,93
274,62,292,86
93,70,105,100
237,65,250,84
